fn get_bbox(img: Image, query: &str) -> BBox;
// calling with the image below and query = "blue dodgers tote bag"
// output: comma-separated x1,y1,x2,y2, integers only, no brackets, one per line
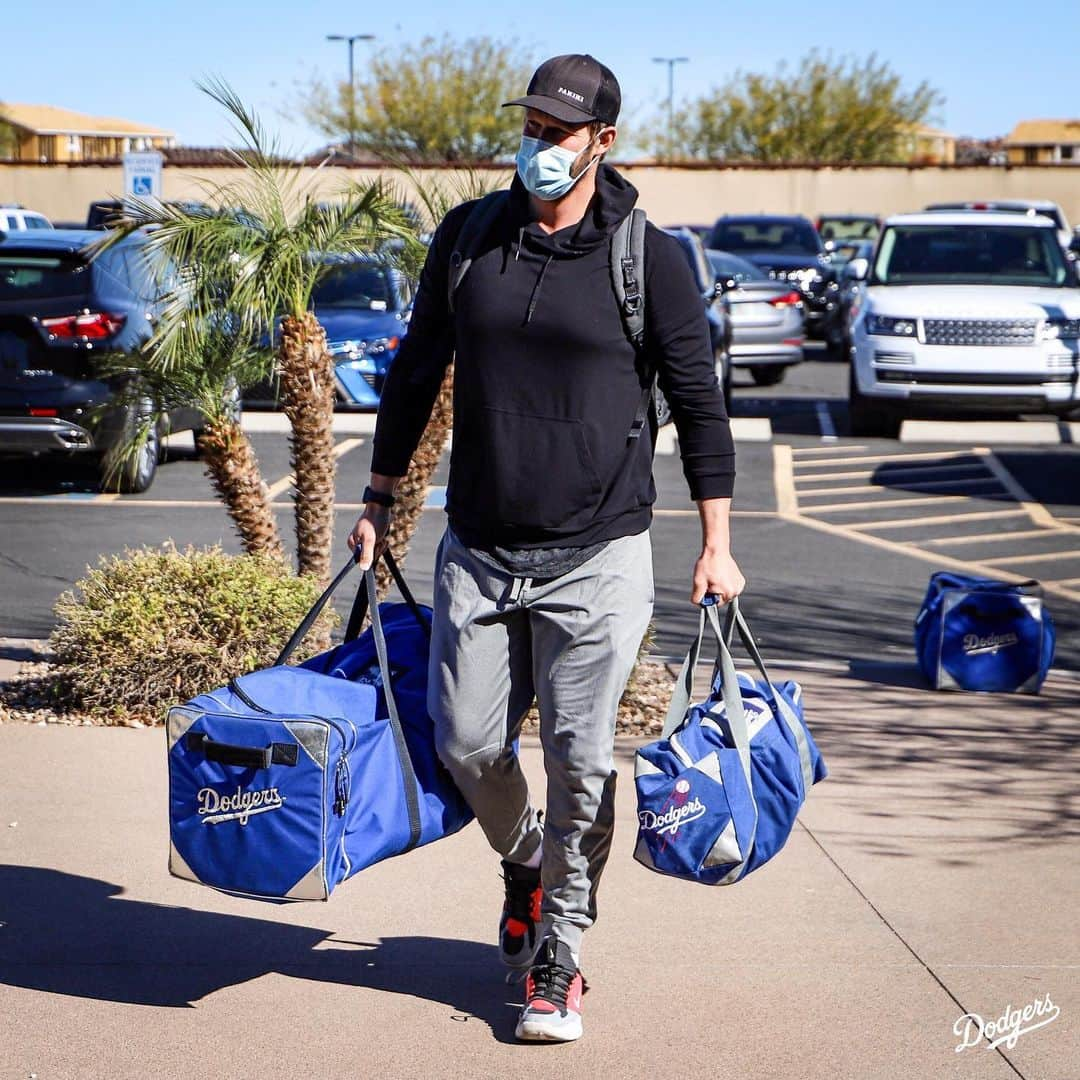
914,572,1055,694
167,552,473,901
634,599,827,886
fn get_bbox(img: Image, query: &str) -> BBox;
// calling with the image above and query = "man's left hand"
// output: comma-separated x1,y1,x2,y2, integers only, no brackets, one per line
691,548,746,606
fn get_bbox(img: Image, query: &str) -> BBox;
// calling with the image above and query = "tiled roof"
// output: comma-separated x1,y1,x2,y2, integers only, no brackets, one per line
1006,119,1080,146
0,103,173,137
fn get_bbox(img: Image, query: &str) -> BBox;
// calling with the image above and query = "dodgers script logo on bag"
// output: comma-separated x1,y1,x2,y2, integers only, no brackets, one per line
963,631,1018,656
197,785,286,826
638,779,707,840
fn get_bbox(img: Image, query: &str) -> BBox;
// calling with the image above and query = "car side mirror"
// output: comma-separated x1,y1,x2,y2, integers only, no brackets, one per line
714,277,738,294
845,258,869,281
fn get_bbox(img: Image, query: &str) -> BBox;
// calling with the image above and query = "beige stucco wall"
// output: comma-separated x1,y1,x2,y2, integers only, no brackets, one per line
5,162,1080,228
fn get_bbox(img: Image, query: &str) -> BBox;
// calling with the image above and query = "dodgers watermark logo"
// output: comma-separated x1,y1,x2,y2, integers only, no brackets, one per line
954,993,1059,1052
638,779,707,838
963,631,1019,656
198,785,285,826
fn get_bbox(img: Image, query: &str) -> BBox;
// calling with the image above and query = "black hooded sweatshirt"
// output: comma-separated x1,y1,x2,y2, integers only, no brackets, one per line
371,164,735,551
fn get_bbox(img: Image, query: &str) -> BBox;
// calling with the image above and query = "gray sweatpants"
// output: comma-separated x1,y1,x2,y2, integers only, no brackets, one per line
428,526,654,960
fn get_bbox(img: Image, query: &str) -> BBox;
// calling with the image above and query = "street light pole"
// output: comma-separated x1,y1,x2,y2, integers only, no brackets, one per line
652,56,688,163
327,33,375,160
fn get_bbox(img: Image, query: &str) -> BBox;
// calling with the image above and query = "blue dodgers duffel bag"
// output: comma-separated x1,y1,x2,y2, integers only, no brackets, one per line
914,571,1056,694
166,552,473,901
634,599,827,886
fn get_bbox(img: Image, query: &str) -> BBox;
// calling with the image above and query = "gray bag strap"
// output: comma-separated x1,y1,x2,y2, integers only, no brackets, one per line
662,597,815,794
365,566,422,851
610,208,654,440
447,190,509,315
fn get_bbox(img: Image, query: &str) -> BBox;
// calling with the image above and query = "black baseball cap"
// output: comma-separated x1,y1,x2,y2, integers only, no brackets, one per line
504,54,621,127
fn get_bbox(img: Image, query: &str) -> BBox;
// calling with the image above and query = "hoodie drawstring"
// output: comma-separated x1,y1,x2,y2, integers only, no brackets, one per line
524,255,553,326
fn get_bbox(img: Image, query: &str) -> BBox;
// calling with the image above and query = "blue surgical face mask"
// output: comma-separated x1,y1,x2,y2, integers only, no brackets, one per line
515,134,599,201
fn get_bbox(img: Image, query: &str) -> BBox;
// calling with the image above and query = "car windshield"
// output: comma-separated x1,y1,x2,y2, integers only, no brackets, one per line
710,220,821,256
872,225,1070,287
312,263,392,310
707,250,767,283
818,218,879,242
24,216,53,230
0,255,92,300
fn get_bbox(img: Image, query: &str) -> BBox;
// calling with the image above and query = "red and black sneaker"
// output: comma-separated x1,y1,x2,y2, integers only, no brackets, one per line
499,858,543,970
515,938,585,1042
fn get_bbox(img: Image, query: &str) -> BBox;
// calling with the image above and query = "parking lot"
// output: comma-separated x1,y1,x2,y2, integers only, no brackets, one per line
2,349,1076,672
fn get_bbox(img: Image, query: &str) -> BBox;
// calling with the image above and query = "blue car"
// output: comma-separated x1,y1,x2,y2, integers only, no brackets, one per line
313,256,412,408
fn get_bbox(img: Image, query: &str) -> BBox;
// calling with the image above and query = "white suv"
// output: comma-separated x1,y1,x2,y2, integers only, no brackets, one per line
847,212,1080,436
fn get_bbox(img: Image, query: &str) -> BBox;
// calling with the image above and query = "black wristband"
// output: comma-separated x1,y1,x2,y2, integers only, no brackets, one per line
363,485,396,508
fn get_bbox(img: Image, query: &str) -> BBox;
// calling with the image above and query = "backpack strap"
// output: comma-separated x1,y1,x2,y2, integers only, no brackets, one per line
447,190,509,314
610,208,653,440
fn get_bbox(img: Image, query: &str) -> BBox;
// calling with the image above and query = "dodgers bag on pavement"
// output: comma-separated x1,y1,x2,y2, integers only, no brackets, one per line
166,552,473,901
634,599,827,886
914,571,1055,694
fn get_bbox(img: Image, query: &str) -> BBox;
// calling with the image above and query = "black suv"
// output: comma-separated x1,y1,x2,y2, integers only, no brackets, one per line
707,215,842,349
0,229,205,491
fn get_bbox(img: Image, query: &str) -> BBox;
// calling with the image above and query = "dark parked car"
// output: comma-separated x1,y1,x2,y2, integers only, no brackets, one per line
834,238,877,353
815,214,881,249
663,228,733,411
85,199,216,230
707,215,843,350
0,229,206,491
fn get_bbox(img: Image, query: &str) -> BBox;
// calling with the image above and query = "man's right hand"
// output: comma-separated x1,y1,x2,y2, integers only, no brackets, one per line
347,504,392,570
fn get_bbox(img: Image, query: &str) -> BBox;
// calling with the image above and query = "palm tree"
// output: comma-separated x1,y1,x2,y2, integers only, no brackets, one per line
104,79,413,584
96,274,284,557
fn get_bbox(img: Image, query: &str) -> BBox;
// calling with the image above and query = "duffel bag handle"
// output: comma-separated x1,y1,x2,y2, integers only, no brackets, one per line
343,550,429,644
274,547,425,668
186,731,299,769
271,552,425,853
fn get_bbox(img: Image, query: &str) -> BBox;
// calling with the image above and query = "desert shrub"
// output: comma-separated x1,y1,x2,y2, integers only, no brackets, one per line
51,545,333,723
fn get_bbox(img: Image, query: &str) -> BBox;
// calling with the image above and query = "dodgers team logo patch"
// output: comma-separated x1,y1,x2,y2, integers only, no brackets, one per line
638,779,707,838
198,785,285,826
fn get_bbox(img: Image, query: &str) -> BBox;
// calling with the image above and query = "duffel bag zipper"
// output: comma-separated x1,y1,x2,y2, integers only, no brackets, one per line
221,678,358,816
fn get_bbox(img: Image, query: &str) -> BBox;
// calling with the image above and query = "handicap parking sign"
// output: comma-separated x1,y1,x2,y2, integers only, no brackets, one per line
123,151,163,202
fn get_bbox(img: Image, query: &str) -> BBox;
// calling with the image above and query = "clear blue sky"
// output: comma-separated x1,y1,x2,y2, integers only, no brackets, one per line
4,0,1078,150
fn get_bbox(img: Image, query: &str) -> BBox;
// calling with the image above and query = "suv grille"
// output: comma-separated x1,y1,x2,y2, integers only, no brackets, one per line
923,318,1037,347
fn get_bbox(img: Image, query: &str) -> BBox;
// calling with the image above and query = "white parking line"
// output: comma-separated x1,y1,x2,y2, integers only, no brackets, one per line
793,450,979,469
792,444,868,456
847,509,1028,531
815,401,837,440
902,419,1080,445
981,548,1080,567
800,494,969,514
265,437,365,499
922,528,1063,547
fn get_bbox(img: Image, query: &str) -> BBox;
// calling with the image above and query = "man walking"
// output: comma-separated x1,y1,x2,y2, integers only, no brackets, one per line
349,53,743,1042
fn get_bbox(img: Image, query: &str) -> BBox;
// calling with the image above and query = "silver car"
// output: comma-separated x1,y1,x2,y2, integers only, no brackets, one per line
708,249,805,386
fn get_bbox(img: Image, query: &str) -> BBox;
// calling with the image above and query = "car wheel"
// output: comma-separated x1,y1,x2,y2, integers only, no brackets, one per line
99,410,162,494
848,366,901,438
750,365,785,387
654,386,673,427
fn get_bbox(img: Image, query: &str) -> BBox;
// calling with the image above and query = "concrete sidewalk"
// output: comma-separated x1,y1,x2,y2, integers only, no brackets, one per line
1,664,1077,1080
